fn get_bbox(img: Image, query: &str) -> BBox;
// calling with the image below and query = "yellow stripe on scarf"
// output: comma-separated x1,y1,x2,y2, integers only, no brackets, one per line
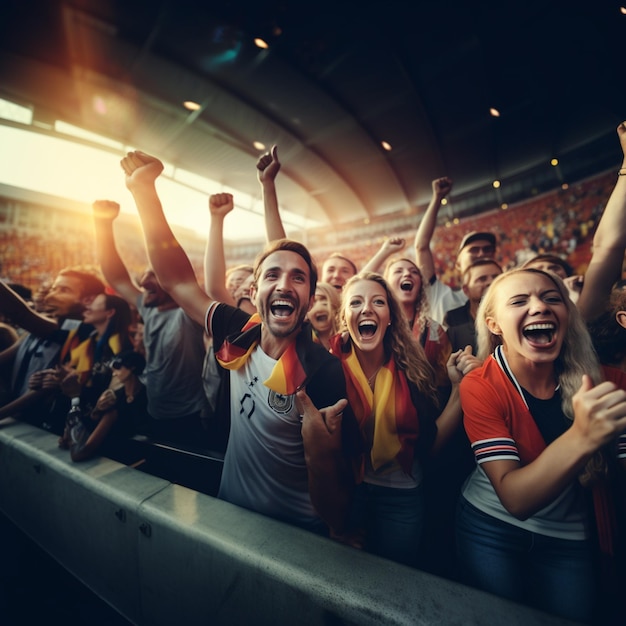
69,332,123,373
370,366,402,471
344,345,402,471
108,333,122,356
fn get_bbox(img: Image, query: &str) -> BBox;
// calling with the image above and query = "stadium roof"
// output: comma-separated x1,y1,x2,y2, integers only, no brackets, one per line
1,0,625,236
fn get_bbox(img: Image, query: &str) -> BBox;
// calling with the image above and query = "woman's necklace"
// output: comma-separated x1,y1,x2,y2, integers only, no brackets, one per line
126,380,140,403
367,366,382,390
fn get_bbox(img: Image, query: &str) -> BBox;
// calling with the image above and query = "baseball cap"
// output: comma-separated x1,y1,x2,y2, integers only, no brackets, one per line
458,231,497,254
521,253,573,277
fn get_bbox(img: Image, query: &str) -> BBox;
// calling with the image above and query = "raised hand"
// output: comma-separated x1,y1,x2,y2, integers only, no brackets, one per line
120,151,164,190
571,374,626,451
208,192,234,218
432,176,453,201
92,200,121,221
256,145,281,184
380,236,406,256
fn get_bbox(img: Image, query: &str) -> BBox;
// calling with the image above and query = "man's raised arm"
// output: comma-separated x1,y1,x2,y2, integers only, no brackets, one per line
0,281,58,337
204,193,236,304
120,151,212,329
92,200,142,305
256,145,287,242
414,177,453,283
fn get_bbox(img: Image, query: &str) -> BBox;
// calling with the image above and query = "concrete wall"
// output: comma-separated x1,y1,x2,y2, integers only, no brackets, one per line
0,419,576,625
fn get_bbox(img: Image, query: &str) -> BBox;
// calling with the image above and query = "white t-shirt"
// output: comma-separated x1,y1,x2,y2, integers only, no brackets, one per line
462,465,588,540
217,346,319,527
424,278,467,326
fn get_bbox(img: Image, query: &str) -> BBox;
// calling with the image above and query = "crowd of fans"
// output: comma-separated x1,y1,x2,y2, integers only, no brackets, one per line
1,123,625,625
307,168,616,289
0,169,617,296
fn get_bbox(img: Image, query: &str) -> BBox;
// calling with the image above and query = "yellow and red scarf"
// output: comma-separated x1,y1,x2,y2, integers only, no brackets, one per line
215,314,320,396
330,334,419,476
67,332,123,386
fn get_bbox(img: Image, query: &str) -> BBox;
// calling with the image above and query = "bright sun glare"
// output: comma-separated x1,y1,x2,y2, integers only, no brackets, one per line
0,124,307,241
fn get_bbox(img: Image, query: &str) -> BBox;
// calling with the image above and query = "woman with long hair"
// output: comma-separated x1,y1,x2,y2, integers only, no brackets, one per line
383,257,452,387
330,272,478,566
57,293,133,445
63,292,133,395
363,237,452,387
363,242,465,576
457,268,626,623
68,350,148,462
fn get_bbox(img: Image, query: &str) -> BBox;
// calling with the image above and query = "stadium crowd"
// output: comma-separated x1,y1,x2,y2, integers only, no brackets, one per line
0,121,625,625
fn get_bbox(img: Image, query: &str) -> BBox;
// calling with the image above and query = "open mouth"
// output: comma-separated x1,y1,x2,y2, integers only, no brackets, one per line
358,320,378,338
400,280,413,292
522,322,556,346
270,298,295,318
314,313,329,323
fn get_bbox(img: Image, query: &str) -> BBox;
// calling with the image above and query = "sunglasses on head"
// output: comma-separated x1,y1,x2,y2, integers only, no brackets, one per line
110,359,124,370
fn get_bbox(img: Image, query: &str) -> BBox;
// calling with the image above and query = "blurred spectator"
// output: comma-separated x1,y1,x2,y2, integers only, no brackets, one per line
255,144,358,293
306,281,341,350
65,350,148,463
92,199,209,448
0,269,105,429
414,178,500,325
445,259,504,354
522,253,583,304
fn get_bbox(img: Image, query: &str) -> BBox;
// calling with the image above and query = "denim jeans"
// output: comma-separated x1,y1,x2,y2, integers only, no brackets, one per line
349,481,424,567
456,497,596,623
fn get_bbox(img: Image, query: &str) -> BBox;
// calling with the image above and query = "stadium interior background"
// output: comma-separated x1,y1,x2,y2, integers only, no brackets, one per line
1,0,625,298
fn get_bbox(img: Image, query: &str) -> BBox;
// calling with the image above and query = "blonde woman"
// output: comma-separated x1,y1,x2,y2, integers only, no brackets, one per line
363,239,451,386
457,268,626,622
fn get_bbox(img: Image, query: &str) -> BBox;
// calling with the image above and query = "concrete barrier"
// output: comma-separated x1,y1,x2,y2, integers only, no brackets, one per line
0,419,577,625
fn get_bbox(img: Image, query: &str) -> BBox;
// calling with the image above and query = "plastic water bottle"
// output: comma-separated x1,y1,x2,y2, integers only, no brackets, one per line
66,397,81,430
66,396,85,443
